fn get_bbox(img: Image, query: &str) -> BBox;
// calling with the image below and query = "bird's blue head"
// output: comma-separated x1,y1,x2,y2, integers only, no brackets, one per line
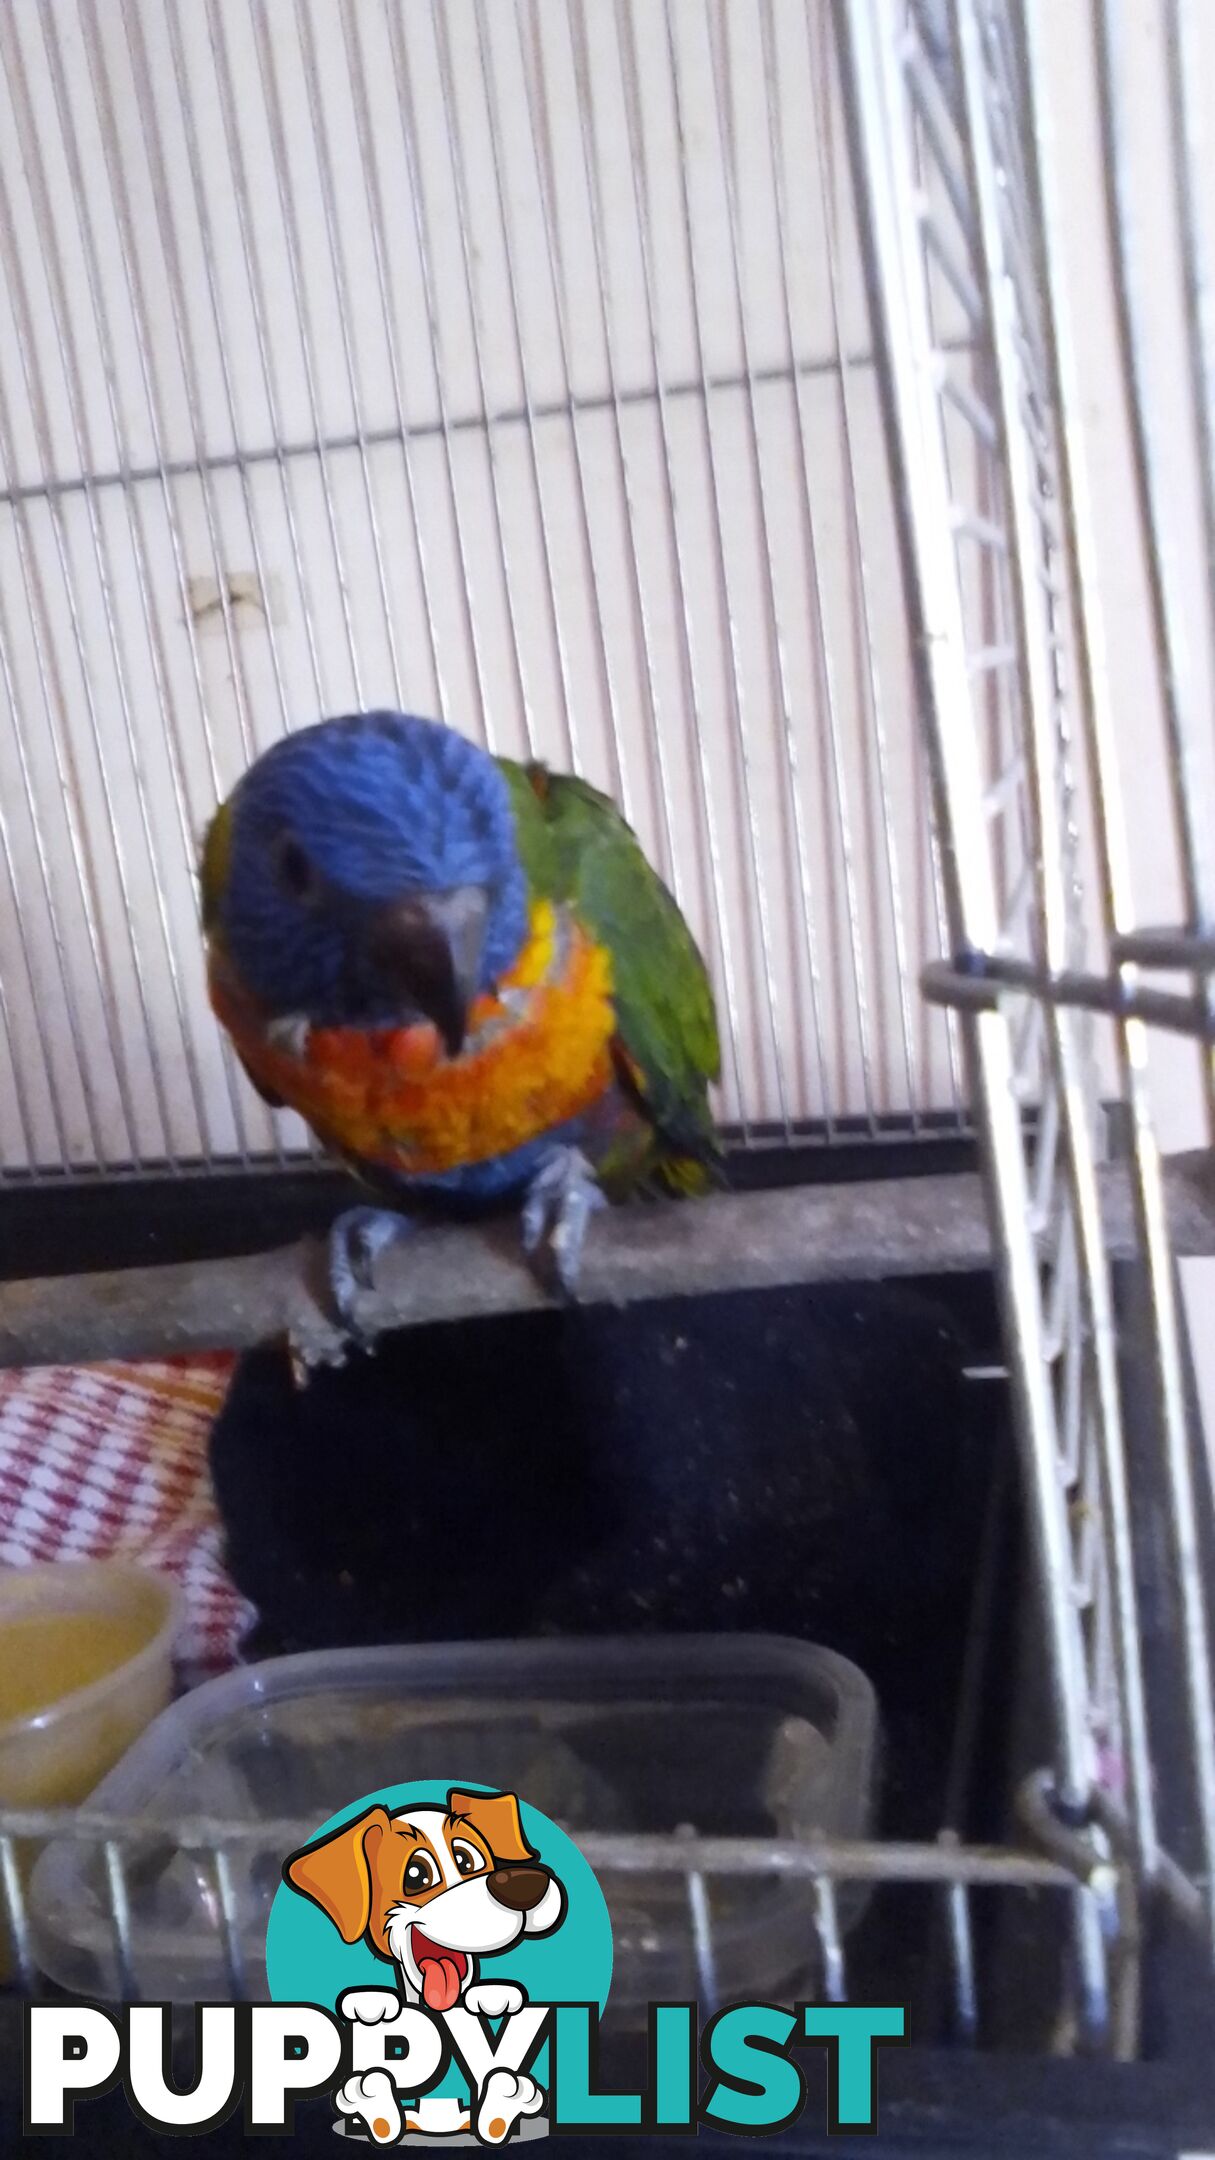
214,712,530,1047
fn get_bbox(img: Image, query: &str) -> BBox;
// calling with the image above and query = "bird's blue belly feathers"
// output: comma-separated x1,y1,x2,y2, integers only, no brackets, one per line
372,1117,592,1215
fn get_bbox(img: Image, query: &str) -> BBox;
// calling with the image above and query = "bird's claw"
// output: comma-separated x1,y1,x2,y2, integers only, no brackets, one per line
326,1205,415,1347
521,1147,606,1299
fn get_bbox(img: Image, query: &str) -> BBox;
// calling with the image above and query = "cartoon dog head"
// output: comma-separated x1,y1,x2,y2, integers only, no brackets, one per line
283,1788,567,2010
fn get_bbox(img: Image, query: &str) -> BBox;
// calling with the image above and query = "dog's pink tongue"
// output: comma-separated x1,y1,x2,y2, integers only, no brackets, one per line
419,1956,462,2013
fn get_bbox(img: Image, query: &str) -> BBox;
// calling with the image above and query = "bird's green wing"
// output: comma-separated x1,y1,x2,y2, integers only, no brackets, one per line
199,796,232,938
499,760,721,1176
198,793,287,1110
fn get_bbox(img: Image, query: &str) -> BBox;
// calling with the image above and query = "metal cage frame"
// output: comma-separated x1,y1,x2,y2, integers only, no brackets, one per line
845,0,1215,1987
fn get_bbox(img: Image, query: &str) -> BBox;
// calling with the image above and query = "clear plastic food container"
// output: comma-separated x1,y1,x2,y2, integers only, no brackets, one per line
29,1633,876,2011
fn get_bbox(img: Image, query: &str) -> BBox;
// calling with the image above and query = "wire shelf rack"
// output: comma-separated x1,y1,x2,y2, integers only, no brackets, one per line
0,1800,1136,2056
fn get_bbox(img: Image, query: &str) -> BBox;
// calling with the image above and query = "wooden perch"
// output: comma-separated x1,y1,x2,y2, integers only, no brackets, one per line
0,1151,1214,1371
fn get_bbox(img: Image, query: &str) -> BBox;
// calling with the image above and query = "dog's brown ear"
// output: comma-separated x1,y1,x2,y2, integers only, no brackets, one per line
448,1788,535,1866
283,1804,392,1943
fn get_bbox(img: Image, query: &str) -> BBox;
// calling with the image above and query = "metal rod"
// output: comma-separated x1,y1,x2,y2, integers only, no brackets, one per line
425,0,538,759
1,1108,964,1184
0,1804,1092,1890
503,0,627,811
378,0,499,755
651,0,793,1132
577,0,751,1127
0,608,74,1168
291,0,404,701
1031,0,1215,1934
957,0,1156,1886
843,0,1096,1819
1113,925,1215,970
0,356,906,519
984,751,1027,819
813,1,927,1128
713,4,838,1131
116,0,260,775
0,283,145,1171
520,0,680,893
817,0,942,1131
56,0,256,1166
1168,0,1215,792
919,206,985,328
966,643,1017,675
817,4,920,1131
940,367,999,448
0,572,104,1166
465,0,581,774
164,0,296,746
944,1877,978,2042
1092,1790,1208,1933
212,1844,248,2002
951,507,1010,550
103,1838,138,2002
247,0,364,704
204,0,328,712
196,0,322,1150
158,0,303,1166
0,967,38,1174
924,952,1215,1040
813,1876,847,2003
710,0,838,1132
0,1833,35,1994
902,28,976,245
683,1864,719,2013
1096,0,1215,1127
337,0,445,717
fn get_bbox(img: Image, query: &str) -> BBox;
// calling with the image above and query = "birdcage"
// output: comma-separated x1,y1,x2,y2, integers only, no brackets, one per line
0,0,1212,2145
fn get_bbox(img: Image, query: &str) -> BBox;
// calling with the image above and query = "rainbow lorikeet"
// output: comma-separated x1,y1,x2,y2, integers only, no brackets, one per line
201,712,721,1330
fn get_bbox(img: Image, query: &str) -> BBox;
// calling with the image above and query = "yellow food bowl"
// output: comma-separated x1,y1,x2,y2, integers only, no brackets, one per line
0,1561,180,1810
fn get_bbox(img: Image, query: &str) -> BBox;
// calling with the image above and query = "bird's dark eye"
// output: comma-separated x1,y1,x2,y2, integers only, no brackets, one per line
275,836,319,904
403,1852,438,1894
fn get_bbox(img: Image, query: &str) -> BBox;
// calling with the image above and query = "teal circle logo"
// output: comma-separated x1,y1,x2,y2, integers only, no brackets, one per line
268,1781,611,2013
266,1780,611,2135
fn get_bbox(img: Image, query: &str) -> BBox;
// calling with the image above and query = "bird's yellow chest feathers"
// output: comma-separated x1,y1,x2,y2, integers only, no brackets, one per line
209,901,618,1175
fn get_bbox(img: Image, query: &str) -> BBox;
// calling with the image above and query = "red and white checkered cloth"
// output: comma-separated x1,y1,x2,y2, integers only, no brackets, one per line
0,1355,255,1685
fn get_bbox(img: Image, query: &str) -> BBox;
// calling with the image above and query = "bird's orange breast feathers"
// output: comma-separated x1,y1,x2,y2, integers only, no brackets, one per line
208,900,618,1176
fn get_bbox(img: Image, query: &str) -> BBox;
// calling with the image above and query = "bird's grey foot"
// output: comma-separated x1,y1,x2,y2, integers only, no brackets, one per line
327,1205,415,1343
521,1147,606,1298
